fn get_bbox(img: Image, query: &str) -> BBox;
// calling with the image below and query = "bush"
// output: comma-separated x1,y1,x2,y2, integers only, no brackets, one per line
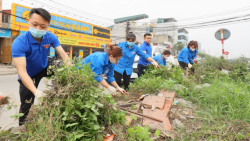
3,63,127,141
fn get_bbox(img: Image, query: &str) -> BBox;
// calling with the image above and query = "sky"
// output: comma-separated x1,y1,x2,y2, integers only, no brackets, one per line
3,0,250,59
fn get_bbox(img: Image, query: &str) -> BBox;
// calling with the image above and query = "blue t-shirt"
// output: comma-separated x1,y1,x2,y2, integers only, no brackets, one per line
153,54,166,66
12,31,61,80
138,41,152,66
114,42,149,75
81,52,115,83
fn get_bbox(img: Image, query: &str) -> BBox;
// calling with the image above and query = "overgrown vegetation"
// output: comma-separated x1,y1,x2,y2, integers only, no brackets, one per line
128,55,250,140
0,63,127,140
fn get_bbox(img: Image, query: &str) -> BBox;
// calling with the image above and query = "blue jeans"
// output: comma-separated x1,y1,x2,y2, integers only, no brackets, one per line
138,64,148,77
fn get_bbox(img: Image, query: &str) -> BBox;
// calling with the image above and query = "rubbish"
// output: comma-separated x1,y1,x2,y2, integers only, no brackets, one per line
152,105,156,111
104,134,115,141
139,94,149,100
187,116,194,119
119,107,163,122
173,101,178,105
158,93,163,96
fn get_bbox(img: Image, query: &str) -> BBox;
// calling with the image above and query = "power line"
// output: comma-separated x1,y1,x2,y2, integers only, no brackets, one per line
134,6,250,23
129,13,250,31
177,6,250,22
21,0,114,26
47,0,113,21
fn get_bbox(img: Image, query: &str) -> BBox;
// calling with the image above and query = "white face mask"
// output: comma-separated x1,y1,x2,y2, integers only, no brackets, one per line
110,59,117,64
191,49,196,51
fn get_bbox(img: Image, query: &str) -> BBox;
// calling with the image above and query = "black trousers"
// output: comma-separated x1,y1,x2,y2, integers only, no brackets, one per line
178,61,195,73
138,64,148,77
114,71,131,90
18,67,50,126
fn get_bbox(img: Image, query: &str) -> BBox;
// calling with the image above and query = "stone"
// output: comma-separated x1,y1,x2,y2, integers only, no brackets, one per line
177,113,187,120
202,83,211,87
172,119,185,128
194,85,202,90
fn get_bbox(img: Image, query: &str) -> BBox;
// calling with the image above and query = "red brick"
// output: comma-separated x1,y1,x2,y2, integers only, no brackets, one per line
142,95,166,109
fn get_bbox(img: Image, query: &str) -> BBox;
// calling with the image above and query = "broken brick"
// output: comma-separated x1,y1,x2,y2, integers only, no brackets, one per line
142,95,166,109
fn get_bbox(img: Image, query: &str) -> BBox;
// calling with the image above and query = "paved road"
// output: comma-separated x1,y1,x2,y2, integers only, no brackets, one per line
0,74,110,130
0,74,49,130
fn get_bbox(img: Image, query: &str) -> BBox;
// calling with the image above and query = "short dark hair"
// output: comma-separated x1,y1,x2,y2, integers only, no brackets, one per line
187,40,198,49
162,50,171,55
29,8,51,23
144,33,152,38
126,32,136,41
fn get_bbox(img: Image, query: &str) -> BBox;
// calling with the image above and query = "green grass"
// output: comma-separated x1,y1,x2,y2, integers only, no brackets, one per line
180,78,250,123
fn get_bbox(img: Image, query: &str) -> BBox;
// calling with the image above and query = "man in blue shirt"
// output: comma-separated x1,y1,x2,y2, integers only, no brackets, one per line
138,33,153,77
12,8,70,126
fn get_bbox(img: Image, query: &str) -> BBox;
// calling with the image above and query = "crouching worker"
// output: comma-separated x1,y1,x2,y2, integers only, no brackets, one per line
79,45,126,95
153,50,171,67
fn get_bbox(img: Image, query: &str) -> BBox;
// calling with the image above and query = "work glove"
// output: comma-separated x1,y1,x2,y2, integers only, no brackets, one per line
116,87,126,94
151,61,160,68
34,90,47,103
188,63,192,69
107,86,117,96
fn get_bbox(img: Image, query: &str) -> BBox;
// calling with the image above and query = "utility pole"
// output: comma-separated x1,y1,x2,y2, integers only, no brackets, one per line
125,21,130,38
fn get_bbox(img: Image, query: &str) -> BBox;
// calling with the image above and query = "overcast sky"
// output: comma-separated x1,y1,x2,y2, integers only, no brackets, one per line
3,0,250,59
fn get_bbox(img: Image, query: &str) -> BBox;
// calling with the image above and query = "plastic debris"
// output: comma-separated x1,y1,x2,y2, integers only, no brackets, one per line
173,101,178,105
104,134,115,141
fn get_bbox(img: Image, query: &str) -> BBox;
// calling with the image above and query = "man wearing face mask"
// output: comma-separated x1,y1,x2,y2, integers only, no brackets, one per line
153,50,171,67
177,40,198,74
12,8,70,126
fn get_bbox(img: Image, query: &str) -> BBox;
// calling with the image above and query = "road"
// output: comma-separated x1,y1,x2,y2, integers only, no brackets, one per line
0,74,110,130
0,74,49,130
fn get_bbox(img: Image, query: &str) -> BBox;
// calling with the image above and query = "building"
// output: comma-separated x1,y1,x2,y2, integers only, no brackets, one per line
109,16,178,49
151,18,178,49
0,9,12,64
178,28,189,46
110,14,149,45
0,3,111,64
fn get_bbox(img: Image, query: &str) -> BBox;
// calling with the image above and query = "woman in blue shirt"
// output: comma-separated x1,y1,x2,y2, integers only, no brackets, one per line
153,50,171,67
177,40,198,74
81,45,126,95
114,32,159,90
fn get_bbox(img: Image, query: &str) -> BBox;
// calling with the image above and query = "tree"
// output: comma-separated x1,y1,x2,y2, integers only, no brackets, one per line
173,42,184,55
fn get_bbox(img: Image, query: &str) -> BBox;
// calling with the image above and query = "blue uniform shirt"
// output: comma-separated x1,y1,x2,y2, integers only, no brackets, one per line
153,54,166,66
114,42,149,75
82,52,115,83
177,47,198,64
12,31,61,80
138,41,152,66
